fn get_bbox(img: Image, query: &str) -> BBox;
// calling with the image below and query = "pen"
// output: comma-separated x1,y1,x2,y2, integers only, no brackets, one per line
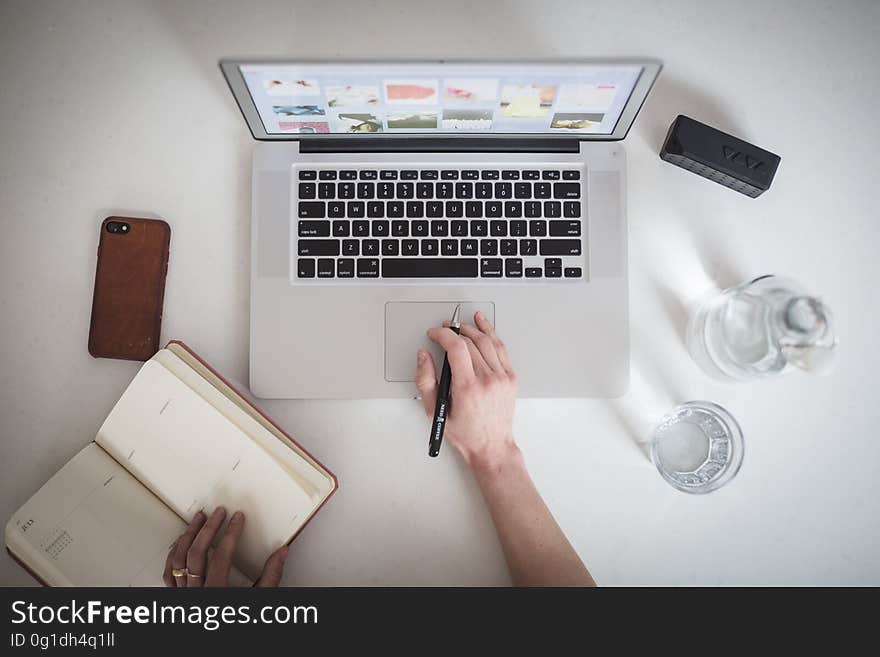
428,303,461,458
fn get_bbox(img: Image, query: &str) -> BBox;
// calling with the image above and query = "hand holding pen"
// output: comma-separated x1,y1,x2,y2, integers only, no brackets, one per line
416,309,517,464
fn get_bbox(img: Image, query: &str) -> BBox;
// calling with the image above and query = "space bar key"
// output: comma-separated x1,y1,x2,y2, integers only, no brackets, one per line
381,258,478,278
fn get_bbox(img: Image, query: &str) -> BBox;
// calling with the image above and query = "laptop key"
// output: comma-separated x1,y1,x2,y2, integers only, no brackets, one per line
480,239,498,256
318,183,335,199
397,182,414,199
522,170,540,180
505,201,522,218
563,201,581,218
356,258,380,277
505,258,523,277
362,239,379,256
495,182,512,199
550,220,581,236
461,170,479,180
298,240,340,256
402,239,419,255
372,220,389,237
411,221,429,237
490,221,507,237
367,201,384,218
417,182,434,199
524,201,541,218
476,182,492,199
431,220,449,236
339,170,357,180
406,201,424,218
455,182,473,199
564,267,583,278
553,182,580,199
540,239,582,256
542,170,561,180
502,170,520,180
347,201,365,218
514,182,531,199
563,170,581,180
441,170,458,180
461,239,478,255
481,170,500,180
380,170,398,180
382,239,399,256
480,258,503,277
299,170,317,180
382,258,478,278
510,220,527,236
391,220,408,237
387,201,404,218
421,170,439,180
352,220,369,236
451,220,468,236
426,201,443,218
520,239,537,256
317,258,335,278
359,170,377,180
545,267,563,278
356,182,375,198
525,267,542,277
328,201,345,218
534,182,551,198
437,182,454,199
529,220,547,236
338,182,355,199
337,258,355,277
319,170,337,180
332,220,350,237
465,201,483,218
342,239,359,256
298,183,316,199
470,220,488,237
297,258,316,277
401,170,418,180
501,239,517,256
485,201,502,218
441,239,458,255
544,258,562,269
544,201,562,218
446,201,464,218
421,239,439,256
298,220,330,237
378,182,395,198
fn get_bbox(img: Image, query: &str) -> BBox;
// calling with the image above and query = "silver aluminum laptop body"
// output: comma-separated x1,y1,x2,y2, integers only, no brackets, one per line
222,59,661,399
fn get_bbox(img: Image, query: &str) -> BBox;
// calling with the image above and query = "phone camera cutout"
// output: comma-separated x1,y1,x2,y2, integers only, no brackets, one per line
106,221,130,235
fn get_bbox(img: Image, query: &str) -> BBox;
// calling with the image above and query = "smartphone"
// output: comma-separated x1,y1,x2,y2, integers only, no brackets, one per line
88,216,171,360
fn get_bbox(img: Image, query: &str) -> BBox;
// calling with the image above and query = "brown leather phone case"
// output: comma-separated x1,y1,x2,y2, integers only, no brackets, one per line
88,216,171,361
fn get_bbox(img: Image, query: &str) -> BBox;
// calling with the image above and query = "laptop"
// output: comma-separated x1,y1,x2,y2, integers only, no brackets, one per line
220,59,661,398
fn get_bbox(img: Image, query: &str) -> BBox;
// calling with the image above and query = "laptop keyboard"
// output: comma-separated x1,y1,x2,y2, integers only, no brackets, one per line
293,166,586,281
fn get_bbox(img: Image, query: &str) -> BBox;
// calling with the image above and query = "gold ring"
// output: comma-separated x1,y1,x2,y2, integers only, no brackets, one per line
171,567,188,578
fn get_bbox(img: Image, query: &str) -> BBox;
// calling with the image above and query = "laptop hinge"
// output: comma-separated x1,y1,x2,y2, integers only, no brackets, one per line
298,137,581,154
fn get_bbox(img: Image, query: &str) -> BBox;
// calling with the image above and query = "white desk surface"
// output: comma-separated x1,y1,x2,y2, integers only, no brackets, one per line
1,0,878,586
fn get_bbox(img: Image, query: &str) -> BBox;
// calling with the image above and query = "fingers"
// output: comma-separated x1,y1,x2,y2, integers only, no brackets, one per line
205,510,246,587
426,326,476,384
186,507,226,587
459,322,503,372
415,349,438,416
474,311,515,375
170,511,206,587
257,545,290,587
163,540,177,587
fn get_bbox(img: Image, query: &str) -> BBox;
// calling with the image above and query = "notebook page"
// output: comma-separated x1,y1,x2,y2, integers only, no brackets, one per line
154,348,331,498
95,360,315,580
5,443,193,586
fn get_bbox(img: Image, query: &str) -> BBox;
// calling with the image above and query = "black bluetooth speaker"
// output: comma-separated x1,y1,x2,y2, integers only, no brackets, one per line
660,115,781,197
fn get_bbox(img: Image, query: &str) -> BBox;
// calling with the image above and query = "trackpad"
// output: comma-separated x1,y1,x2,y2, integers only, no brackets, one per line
385,301,495,382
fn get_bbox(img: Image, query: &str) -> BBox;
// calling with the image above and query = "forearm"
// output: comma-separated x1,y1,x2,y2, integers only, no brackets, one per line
471,443,596,587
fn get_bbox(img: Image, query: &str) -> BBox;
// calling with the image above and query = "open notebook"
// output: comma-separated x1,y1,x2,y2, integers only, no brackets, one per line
5,341,337,586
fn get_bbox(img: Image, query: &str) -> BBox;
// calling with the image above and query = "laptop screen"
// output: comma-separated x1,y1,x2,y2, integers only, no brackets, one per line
236,62,644,137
